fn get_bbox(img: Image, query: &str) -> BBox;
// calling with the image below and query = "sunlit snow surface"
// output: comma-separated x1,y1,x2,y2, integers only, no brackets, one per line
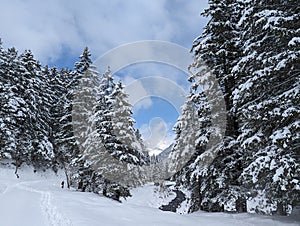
0,166,299,226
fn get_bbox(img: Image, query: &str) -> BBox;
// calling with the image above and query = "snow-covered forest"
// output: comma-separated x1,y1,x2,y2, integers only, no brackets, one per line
0,44,151,200
0,0,299,224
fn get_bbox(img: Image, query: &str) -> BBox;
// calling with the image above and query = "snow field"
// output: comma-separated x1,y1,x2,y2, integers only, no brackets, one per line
0,166,298,226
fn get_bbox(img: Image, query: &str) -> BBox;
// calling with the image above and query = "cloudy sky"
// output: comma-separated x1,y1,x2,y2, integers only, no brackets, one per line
0,0,209,152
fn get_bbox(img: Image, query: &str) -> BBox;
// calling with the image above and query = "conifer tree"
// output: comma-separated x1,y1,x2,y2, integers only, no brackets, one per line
110,81,147,165
192,0,242,139
232,0,300,214
0,48,35,175
169,95,202,175
18,50,54,170
56,68,79,172
75,47,92,76
0,47,27,168
177,0,300,215
96,67,118,157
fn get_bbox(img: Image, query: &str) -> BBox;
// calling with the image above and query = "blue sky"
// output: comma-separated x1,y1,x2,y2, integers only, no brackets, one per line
0,0,208,150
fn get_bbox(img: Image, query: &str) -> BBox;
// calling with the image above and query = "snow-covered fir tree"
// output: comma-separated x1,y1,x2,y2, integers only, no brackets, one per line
80,68,148,187
0,47,30,174
71,66,143,199
110,80,149,186
74,47,92,75
96,66,117,155
0,47,55,175
192,0,242,139
70,63,108,194
190,1,245,212
0,42,146,200
56,48,94,186
18,50,54,170
171,0,299,215
55,67,79,175
110,80,148,165
169,94,203,176
47,67,72,173
232,0,300,214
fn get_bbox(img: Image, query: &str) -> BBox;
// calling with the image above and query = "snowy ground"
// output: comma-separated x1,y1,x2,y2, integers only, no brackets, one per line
0,166,299,226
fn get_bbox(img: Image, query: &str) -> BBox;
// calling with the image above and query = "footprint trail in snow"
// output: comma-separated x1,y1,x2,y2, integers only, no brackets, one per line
16,181,73,226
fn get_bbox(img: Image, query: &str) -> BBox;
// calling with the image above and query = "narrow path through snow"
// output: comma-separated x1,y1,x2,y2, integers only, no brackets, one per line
16,181,73,226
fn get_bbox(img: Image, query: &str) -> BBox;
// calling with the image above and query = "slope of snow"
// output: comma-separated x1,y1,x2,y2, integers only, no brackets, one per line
0,166,299,226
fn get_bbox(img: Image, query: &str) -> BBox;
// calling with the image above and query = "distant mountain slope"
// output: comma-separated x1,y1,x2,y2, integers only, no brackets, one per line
157,143,174,161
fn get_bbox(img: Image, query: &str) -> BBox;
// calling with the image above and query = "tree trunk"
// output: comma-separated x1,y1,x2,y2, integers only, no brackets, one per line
276,202,287,216
236,197,247,213
14,159,21,178
64,167,70,189
15,165,19,178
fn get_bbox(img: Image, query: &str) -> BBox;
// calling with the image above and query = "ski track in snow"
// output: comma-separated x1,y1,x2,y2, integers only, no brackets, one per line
0,183,8,194
16,181,73,226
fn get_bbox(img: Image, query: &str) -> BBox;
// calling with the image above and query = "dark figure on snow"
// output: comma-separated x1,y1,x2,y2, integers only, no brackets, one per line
61,181,64,189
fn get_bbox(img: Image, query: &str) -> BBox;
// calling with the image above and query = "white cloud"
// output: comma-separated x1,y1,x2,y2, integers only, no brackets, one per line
125,76,187,115
124,78,153,112
147,118,167,148
117,63,191,89
132,98,153,113
140,117,175,153
0,0,208,65
139,123,152,141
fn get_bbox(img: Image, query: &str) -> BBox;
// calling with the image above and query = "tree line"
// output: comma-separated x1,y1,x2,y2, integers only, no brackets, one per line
0,43,149,201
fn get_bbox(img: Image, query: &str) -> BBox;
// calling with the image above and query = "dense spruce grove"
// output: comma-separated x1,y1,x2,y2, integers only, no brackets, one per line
0,43,148,201
171,0,299,215
0,0,299,216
